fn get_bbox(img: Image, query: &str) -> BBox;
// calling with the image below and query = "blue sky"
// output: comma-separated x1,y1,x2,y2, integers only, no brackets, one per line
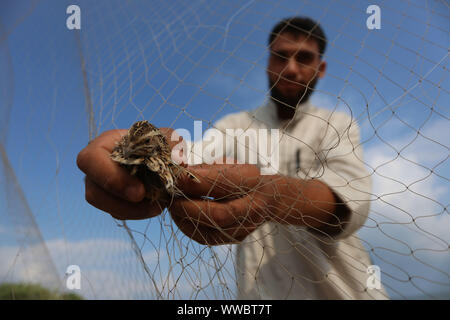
0,0,448,299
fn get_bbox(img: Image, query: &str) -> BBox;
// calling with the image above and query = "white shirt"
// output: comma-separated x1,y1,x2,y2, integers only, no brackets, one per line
187,99,389,299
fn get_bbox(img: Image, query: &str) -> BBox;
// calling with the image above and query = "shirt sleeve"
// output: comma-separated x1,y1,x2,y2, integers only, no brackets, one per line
301,113,372,240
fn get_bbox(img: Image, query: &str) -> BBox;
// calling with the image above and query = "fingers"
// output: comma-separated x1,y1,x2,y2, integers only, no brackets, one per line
170,196,246,227
170,209,260,245
84,177,163,220
170,191,269,227
169,162,271,243
77,129,145,202
178,163,261,199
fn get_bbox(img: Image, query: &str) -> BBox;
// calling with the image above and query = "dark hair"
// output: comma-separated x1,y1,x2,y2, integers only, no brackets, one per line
268,17,327,56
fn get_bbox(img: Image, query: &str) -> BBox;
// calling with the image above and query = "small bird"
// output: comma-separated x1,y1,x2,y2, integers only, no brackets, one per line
110,120,197,204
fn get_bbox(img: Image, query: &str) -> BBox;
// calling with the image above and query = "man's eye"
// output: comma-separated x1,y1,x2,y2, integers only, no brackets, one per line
295,51,316,65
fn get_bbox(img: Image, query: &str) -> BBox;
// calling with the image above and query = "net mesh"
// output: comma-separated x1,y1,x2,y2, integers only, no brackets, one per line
0,0,448,299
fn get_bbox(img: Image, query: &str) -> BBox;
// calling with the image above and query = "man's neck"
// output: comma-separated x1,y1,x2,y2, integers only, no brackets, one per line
274,100,304,121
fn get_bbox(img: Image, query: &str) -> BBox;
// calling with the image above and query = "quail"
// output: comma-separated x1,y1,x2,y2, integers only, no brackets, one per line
110,120,197,204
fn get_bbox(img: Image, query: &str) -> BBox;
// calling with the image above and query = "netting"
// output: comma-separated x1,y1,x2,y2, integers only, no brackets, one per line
0,0,448,299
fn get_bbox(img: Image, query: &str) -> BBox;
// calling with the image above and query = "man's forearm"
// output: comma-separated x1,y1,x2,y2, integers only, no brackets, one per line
264,175,349,233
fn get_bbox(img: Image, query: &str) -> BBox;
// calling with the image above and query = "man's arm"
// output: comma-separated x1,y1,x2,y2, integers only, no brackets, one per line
264,174,350,235
169,163,349,245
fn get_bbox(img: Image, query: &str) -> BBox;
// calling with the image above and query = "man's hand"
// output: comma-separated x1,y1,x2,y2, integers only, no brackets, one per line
169,162,342,246
169,163,275,245
76,128,180,220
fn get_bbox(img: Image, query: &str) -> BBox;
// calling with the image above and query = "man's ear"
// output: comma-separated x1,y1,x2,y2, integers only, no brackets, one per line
317,60,327,78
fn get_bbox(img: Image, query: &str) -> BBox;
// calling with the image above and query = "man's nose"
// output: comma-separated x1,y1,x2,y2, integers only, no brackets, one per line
282,57,301,79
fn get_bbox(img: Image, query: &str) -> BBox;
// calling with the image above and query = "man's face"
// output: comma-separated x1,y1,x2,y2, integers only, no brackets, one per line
267,32,326,108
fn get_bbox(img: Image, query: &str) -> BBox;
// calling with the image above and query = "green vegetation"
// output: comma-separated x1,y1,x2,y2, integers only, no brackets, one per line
0,282,83,300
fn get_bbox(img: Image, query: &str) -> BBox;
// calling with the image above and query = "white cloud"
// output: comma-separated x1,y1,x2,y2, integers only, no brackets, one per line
311,93,339,111
358,118,449,297
364,118,448,228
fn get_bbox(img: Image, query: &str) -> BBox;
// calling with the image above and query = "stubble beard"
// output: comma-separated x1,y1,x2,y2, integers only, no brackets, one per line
269,77,318,120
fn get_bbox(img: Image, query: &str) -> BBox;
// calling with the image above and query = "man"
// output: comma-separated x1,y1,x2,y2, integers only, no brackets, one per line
77,17,388,299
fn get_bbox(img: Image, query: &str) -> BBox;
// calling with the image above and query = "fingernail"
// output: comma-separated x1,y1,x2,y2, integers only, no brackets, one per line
126,184,144,202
